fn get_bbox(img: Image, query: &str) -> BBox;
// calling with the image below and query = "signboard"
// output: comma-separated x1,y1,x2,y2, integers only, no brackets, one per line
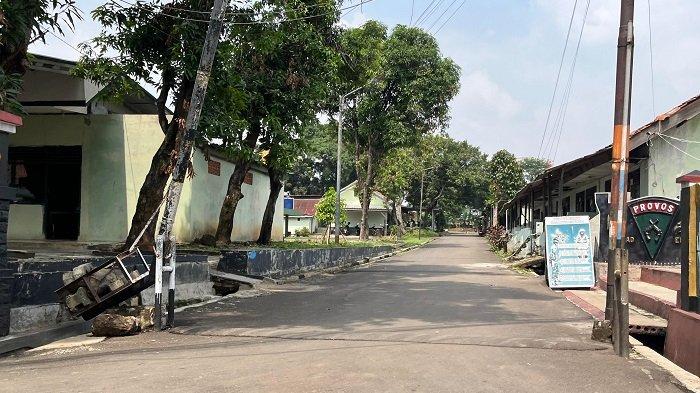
628,197,679,260
596,193,681,265
544,216,595,289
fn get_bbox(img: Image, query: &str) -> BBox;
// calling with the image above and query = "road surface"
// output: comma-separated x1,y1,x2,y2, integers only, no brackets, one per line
0,234,685,392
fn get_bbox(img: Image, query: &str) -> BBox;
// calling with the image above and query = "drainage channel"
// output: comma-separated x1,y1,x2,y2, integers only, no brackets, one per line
631,332,666,355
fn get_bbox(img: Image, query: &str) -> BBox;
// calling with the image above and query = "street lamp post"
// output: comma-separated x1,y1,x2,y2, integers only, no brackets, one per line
418,166,435,240
335,80,377,244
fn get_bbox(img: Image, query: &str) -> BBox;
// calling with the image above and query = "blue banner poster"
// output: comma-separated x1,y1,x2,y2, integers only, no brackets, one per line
544,216,595,289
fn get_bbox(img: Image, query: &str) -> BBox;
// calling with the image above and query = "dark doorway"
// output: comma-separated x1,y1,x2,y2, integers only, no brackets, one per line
9,146,82,240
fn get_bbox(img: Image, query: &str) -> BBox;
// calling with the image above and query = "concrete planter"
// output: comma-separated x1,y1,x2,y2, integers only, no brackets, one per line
218,246,395,278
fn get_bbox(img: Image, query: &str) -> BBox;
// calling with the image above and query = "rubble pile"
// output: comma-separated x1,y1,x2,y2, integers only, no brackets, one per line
91,306,155,337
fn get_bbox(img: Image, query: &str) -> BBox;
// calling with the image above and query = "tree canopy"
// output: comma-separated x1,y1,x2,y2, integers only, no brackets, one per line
338,22,460,239
521,157,550,183
487,149,524,206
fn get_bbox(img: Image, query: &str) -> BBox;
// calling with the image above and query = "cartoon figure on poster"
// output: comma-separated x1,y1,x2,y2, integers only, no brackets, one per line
544,216,595,289
547,229,568,286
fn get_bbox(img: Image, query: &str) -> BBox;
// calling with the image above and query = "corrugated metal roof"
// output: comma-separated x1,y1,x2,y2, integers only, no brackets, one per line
293,198,320,216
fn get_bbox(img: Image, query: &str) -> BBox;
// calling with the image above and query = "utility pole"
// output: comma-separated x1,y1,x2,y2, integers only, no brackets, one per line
154,0,227,330
418,167,434,239
418,169,425,240
605,0,634,358
335,95,344,244
335,82,375,244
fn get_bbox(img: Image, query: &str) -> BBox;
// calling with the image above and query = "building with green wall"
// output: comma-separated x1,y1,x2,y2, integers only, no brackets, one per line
8,54,283,245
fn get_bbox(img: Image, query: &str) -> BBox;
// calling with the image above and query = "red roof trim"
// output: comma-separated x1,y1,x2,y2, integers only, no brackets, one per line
0,111,22,127
676,170,700,184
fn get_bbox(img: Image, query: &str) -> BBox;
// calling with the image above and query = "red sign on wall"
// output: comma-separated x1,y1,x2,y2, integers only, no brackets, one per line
207,160,221,176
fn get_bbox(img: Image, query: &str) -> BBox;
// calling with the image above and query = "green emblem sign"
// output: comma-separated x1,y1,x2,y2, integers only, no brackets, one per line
628,197,679,260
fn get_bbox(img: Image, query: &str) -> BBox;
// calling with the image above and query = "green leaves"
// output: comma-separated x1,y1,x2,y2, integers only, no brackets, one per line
0,0,83,113
201,0,340,171
520,156,550,183
487,150,525,206
0,69,24,114
314,187,346,226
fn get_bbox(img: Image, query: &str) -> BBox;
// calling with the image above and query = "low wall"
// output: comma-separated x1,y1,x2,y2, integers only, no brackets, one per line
664,308,700,376
218,246,395,278
8,254,212,333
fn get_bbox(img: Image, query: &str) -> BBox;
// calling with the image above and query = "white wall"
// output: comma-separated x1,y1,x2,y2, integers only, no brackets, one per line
346,210,387,229
287,216,316,234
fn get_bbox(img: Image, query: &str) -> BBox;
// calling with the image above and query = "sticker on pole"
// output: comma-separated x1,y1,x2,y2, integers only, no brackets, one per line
544,216,595,289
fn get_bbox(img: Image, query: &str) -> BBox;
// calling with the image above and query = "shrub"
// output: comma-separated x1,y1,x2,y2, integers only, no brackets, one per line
295,227,311,237
486,225,509,251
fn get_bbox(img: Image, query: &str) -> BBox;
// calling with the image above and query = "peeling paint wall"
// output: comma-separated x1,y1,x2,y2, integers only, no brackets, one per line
8,114,284,243
10,115,129,242
646,116,700,199
123,116,284,243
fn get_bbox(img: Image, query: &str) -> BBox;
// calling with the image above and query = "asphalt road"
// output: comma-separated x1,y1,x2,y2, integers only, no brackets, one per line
0,234,685,392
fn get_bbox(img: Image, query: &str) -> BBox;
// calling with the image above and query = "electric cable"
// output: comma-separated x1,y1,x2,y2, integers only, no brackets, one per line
536,0,578,159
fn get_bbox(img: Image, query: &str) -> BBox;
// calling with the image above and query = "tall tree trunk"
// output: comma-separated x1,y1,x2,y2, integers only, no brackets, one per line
123,83,192,247
393,200,405,237
215,119,261,244
256,168,283,244
215,160,251,244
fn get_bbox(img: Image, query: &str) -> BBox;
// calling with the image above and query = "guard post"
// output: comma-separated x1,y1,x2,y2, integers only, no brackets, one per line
678,171,700,312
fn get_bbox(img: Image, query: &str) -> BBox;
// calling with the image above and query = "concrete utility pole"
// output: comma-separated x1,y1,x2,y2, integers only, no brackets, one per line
155,0,227,330
335,95,345,244
335,83,373,244
419,170,425,240
418,167,434,240
606,0,634,358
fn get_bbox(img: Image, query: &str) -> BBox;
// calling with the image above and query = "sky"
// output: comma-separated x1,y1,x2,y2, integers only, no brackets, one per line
29,0,700,164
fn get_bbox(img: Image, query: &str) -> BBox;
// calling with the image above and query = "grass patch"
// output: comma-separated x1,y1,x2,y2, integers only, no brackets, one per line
180,229,439,252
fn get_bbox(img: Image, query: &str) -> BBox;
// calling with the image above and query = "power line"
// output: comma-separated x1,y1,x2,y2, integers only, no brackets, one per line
113,0,354,17
647,0,656,115
412,0,438,27
113,0,376,25
426,0,459,32
548,0,590,163
660,134,700,144
433,0,466,34
410,0,415,25
658,134,700,161
417,0,445,29
536,0,578,159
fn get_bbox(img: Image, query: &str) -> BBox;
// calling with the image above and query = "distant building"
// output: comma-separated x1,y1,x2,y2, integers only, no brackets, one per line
9,54,284,244
339,181,390,234
285,196,320,235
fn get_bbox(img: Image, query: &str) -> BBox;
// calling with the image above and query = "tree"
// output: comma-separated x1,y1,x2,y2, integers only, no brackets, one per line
314,187,346,244
521,157,550,183
0,0,81,113
375,147,417,236
75,0,229,247
210,0,339,245
487,150,524,223
338,22,460,240
405,135,488,230
284,122,355,196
